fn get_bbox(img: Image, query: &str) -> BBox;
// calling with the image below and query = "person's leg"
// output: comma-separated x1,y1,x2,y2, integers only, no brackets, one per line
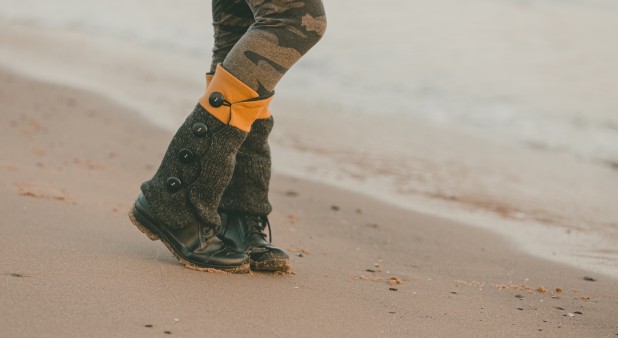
214,0,326,272
223,0,327,97
210,0,254,74
129,0,326,273
208,2,280,271
129,65,268,273
218,117,282,271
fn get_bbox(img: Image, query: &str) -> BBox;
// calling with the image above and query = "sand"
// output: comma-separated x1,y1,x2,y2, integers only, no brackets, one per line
1,20,617,278
1,70,617,337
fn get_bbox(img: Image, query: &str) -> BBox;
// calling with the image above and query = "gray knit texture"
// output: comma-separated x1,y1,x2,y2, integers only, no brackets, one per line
141,104,247,229
219,116,274,215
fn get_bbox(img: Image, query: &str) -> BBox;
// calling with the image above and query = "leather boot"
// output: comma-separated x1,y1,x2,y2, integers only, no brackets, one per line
220,213,291,272
129,194,248,272
129,64,272,273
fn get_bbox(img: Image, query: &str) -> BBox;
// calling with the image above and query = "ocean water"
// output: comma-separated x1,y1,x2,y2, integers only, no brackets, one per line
2,0,617,164
1,0,617,276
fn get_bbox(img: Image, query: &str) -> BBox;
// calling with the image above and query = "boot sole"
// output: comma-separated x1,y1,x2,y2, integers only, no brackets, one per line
250,253,291,272
128,208,250,274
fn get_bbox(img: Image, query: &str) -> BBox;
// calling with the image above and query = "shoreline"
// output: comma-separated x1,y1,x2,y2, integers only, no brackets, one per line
1,22,617,279
2,68,618,336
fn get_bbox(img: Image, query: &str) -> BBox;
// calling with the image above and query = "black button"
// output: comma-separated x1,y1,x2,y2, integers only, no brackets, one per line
166,177,182,193
191,123,208,137
178,148,194,164
209,92,225,107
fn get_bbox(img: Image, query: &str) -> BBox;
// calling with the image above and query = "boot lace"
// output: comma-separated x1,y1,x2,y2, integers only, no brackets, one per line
246,215,272,243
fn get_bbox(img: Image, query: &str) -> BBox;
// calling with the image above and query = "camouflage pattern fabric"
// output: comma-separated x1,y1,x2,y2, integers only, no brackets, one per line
211,0,327,97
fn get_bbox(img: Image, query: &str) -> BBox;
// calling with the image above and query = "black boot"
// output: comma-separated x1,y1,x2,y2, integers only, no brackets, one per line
220,212,291,272
130,194,248,272
129,64,272,273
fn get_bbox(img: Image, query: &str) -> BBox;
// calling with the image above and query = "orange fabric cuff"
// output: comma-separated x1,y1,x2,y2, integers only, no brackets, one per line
199,65,272,132
205,70,272,120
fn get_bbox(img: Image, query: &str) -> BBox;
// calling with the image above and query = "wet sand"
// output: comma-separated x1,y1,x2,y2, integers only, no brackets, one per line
1,71,618,337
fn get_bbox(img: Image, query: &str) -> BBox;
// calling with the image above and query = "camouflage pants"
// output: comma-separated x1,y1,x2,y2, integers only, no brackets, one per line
211,0,327,97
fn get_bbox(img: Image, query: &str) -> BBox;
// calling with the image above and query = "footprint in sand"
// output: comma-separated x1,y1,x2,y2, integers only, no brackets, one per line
15,182,73,204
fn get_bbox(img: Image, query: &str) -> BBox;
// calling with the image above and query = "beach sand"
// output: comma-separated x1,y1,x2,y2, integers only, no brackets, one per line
1,70,617,337
1,20,616,278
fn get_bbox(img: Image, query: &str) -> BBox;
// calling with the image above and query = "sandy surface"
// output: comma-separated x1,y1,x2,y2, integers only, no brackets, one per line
1,71,618,337
1,21,616,278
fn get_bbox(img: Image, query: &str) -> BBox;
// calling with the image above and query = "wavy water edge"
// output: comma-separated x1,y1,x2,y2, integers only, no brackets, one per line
0,21,616,278
1,0,617,164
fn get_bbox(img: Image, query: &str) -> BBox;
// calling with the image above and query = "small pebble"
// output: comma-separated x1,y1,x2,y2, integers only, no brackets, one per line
296,253,304,257
164,331,172,335
515,294,524,299
574,311,583,315
366,269,375,273
389,287,398,291
583,276,597,282
387,277,403,285
145,325,153,328
555,306,565,310
517,308,524,311
565,313,575,317
450,291,457,295
330,205,340,211
388,311,396,314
